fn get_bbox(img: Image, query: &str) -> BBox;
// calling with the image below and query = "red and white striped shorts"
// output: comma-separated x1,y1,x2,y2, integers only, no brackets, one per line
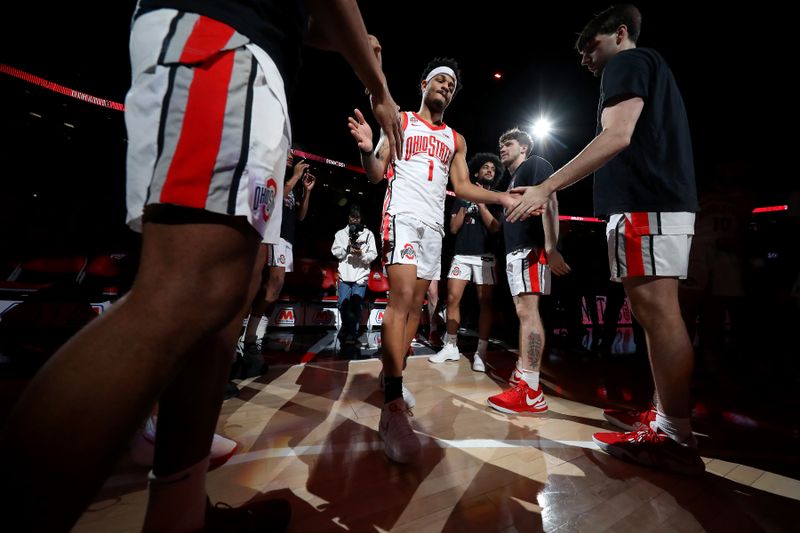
125,9,290,243
380,214,444,281
505,246,551,296
607,212,695,281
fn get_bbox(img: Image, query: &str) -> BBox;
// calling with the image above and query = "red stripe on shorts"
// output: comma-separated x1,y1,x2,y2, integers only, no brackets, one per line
527,250,541,293
630,212,651,234
160,48,235,207
179,17,236,64
624,216,645,276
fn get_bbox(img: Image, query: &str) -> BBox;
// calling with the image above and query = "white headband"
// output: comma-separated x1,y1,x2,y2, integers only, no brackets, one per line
425,66,457,92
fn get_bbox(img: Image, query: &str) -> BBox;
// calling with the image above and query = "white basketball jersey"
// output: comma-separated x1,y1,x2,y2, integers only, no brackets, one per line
382,111,458,229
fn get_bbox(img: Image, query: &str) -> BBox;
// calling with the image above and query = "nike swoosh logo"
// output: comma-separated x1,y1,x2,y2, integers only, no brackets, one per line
525,392,543,406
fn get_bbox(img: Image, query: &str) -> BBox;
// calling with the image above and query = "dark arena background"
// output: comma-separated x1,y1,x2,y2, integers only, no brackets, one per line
1,2,798,531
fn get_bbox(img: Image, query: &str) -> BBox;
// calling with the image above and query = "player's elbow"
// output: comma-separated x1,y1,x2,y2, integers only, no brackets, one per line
607,127,633,151
452,181,469,198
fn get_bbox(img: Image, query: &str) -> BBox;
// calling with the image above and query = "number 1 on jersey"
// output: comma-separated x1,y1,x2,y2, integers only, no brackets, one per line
428,159,434,181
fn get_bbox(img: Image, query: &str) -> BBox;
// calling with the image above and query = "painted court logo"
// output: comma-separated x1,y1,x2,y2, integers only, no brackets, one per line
401,243,416,260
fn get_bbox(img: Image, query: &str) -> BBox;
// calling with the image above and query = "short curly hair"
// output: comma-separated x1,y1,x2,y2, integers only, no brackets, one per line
420,57,462,95
467,152,503,186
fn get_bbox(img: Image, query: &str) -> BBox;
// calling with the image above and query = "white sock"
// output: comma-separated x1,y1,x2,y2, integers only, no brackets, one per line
476,339,488,356
143,455,210,532
519,369,540,390
655,411,694,446
445,333,458,346
255,316,269,340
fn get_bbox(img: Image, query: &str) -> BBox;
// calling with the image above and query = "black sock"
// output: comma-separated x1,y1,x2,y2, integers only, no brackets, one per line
384,375,403,404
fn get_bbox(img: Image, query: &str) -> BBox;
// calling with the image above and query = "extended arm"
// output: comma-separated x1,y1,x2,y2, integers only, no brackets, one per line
507,96,644,222
542,194,570,276
449,134,518,212
478,203,501,234
306,0,403,160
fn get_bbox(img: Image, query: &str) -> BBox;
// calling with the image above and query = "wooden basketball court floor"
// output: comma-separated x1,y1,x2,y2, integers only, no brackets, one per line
73,333,800,532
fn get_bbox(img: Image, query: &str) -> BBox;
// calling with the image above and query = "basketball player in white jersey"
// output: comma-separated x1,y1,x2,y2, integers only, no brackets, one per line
348,58,522,464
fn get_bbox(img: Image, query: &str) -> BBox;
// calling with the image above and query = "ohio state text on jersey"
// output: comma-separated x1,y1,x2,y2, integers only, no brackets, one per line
382,111,458,229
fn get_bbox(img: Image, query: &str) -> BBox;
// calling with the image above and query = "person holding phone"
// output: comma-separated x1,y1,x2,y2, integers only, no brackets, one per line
237,152,316,376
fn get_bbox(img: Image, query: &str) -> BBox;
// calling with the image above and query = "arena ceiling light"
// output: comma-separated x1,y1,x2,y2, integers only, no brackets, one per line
531,118,552,139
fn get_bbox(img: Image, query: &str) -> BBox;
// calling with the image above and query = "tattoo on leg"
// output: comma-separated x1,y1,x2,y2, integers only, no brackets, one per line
527,332,543,370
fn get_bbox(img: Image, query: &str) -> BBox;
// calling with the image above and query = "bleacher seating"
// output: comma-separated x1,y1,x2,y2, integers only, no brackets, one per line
81,253,127,298
0,255,87,295
0,253,128,319
366,267,389,330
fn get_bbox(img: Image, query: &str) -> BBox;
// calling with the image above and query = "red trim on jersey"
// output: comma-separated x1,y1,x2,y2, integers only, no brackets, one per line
623,216,645,276
381,213,392,265
179,17,236,64
383,157,392,179
401,111,409,131
160,47,234,206
382,168,394,214
452,128,459,152
412,111,447,131
382,213,391,243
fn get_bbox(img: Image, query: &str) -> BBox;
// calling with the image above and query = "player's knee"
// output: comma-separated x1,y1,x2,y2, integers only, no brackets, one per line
389,287,415,310
447,292,460,307
628,299,660,328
